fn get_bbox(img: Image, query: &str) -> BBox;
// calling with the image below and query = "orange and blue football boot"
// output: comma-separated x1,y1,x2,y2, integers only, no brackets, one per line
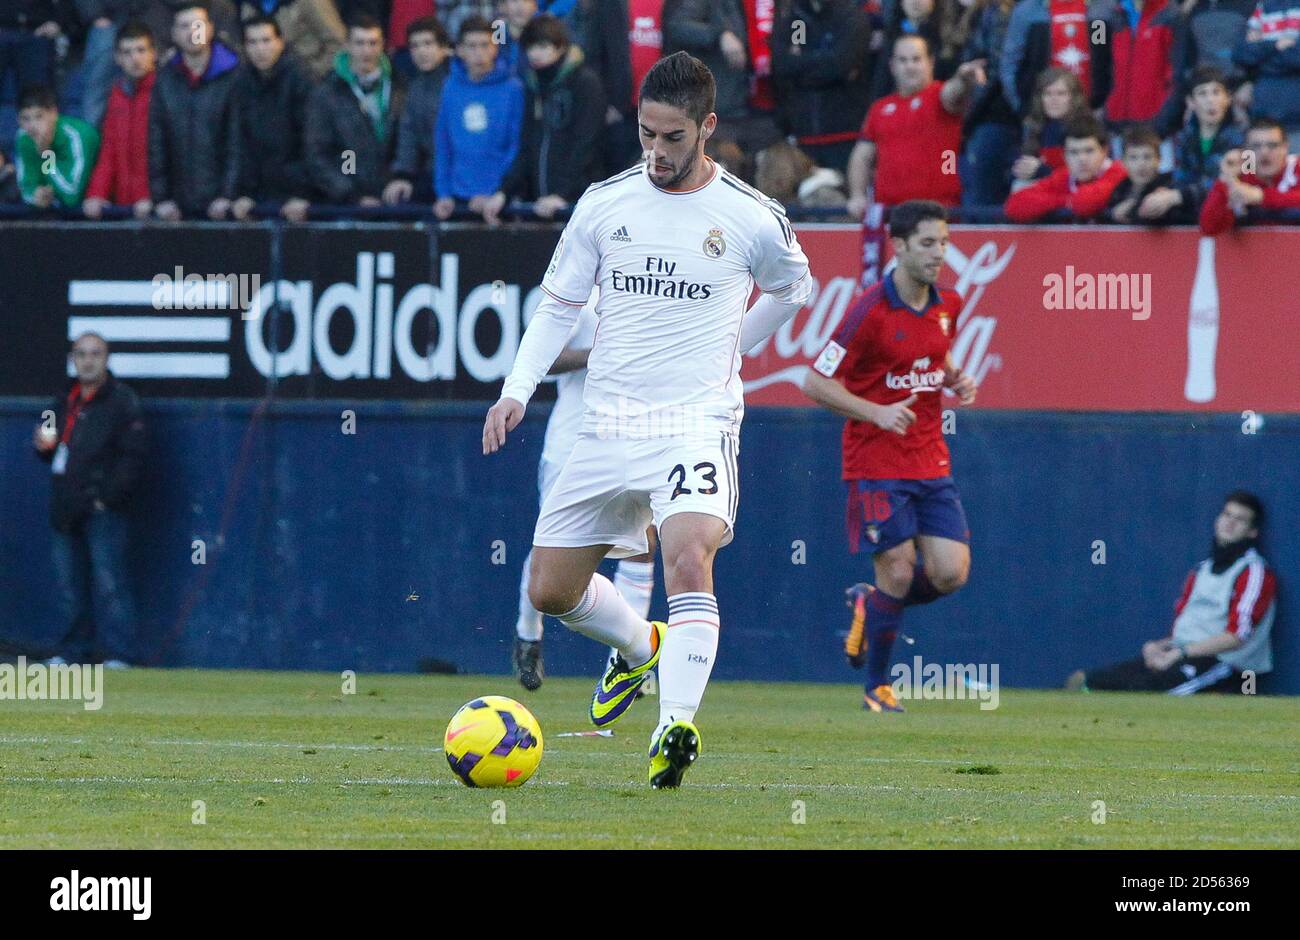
844,582,875,668
863,684,905,713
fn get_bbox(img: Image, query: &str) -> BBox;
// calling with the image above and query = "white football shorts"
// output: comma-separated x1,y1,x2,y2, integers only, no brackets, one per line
533,429,740,558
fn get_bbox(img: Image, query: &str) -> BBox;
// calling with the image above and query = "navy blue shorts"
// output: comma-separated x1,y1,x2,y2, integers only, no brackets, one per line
846,477,970,555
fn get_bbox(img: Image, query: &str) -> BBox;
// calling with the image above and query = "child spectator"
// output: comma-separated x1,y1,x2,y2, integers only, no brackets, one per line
389,0,435,70
432,15,524,220
1000,0,1114,116
1155,0,1253,135
83,21,156,220
231,15,316,222
1232,0,1300,149
481,14,604,222
149,3,243,220
306,15,406,207
1004,115,1128,221
1171,64,1245,208
1012,67,1090,190
1200,117,1300,232
1107,124,1195,223
15,84,101,209
385,14,453,203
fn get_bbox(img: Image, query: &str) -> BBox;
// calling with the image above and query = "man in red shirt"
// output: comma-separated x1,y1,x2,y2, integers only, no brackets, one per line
82,21,156,220
1003,115,1127,222
845,34,985,218
802,201,978,712
1200,118,1300,234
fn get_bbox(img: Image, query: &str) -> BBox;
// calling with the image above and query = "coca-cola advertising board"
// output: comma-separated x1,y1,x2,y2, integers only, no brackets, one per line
745,226,1300,413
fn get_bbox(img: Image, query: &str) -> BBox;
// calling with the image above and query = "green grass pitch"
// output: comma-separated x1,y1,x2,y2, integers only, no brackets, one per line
2,669,1297,849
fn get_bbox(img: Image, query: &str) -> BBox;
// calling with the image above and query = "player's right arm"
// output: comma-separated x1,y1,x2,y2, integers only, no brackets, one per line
801,306,916,435
484,192,600,454
802,370,917,435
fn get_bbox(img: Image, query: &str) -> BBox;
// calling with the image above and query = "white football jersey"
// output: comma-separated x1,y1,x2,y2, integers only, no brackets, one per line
541,293,599,464
540,159,811,437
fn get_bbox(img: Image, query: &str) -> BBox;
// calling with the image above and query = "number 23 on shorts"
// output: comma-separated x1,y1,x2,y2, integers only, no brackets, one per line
668,462,719,500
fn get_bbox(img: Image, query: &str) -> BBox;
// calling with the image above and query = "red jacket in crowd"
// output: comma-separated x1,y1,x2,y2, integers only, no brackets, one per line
1003,160,1129,222
1199,154,1300,235
85,71,155,205
1104,0,1175,123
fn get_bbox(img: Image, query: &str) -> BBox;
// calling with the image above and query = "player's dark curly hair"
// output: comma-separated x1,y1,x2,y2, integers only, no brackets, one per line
640,51,715,125
888,200,948,240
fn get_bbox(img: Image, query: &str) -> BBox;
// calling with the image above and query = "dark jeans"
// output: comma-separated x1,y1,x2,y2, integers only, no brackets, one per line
1085,655,1244,694
50,509,138,663
960,121,1018,209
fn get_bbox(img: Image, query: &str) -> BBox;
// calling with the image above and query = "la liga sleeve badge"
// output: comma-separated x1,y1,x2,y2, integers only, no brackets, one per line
812,340,846,377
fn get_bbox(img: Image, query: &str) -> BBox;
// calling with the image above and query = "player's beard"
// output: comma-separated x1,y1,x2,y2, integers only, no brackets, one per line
648,145,701,191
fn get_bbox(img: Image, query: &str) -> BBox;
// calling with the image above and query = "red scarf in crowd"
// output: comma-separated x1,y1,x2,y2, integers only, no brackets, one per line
628,0,664,111
388,0,435,51
1049,0,1092,97
746,0,775,111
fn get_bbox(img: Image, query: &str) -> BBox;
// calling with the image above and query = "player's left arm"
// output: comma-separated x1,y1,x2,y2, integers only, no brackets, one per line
738,203,814,353
943,352,977,404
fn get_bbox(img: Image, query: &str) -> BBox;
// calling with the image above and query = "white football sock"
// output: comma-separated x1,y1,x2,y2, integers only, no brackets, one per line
515,550,543,642
614,558,655,620
559,573,653,665
652,593,719,746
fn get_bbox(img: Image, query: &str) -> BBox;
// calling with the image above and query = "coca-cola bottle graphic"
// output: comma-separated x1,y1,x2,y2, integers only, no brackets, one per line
1185,236,1219,403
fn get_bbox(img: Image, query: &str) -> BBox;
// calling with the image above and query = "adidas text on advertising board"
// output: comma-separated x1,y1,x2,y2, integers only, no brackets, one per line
243,252,534,382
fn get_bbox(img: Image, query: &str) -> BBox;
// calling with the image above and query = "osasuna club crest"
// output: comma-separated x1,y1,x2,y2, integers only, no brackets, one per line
703,227,726,259
939,312,951,336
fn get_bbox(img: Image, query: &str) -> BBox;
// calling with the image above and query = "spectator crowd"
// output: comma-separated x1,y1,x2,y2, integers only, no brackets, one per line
0,0,1298,230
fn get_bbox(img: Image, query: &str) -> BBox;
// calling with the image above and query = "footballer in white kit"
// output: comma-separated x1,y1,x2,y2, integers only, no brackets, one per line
484,52,811,788
511,292,660,693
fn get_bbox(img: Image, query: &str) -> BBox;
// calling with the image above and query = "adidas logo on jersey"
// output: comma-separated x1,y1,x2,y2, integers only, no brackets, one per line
609,226,632,242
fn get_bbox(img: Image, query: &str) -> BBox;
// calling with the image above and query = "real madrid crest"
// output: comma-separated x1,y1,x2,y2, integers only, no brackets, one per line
703,227,726,259
938,313,951,336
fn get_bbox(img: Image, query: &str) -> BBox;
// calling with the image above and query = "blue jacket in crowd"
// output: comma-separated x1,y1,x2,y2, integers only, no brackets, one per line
434,56,525,200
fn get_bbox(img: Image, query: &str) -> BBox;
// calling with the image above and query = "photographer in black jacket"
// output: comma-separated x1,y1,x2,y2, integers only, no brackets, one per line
33,332,146,668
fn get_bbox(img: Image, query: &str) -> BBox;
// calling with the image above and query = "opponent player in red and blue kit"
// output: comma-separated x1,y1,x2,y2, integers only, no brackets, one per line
801,200,978,712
